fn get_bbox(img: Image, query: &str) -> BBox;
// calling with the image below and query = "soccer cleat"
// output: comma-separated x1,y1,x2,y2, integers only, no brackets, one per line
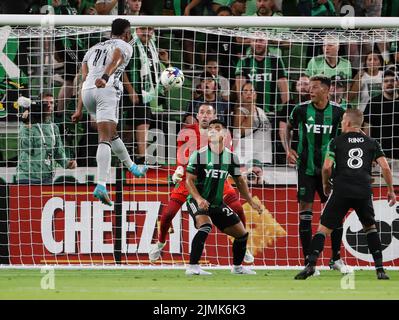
329,258,353,274
377,270,390,280
93,184,113,206
243,249,255,264
129,163,148,178
185,265,212,276
148,242,166,261
294,264,315,280
312,268,321,277
231,265,256,275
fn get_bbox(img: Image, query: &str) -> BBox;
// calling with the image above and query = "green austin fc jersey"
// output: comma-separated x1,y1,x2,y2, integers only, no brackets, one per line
235,54,287,113
186,146,242,207
289,100,345,176
306,56,352,81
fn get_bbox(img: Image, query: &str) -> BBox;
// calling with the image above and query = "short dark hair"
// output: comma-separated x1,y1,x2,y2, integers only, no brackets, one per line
111,18,131,36
310,75,331,88
209,119,226,128
383,69,396,79
216,6,233,15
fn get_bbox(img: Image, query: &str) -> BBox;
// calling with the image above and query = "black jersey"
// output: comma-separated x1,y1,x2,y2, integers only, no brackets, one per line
326,131,385,198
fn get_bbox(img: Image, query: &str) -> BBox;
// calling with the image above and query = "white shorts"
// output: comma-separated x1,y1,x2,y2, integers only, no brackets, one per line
82,86,121,124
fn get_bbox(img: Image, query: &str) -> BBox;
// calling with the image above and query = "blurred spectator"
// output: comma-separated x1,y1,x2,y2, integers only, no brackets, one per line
386,42,399,76
185,72,230,125
235,37,289,113
233,81,272,165
50,0,78,14
16,95,77,184
382,0,399,16
74,0,97,14
216,5,233,14
306,37,352,85
311,0,336,16
193,56,230,101
353,0,382,17
230,0,248,15
350,51,383,111
123,26,170,164
329,75,352,109
173,0,206,15
278,75,310,155
95,0,118,15
125,0,142,14
205,6,248,81
255,0,281,16
364,69,399,166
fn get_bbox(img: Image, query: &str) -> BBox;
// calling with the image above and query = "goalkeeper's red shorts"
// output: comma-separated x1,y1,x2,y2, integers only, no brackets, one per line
170,180,238,204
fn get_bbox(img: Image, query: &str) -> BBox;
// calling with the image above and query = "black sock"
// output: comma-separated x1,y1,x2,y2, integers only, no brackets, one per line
233,232,249,266
299,211,313,263
330,227,343,261
308,232,326,266
189,223,212,265
366,228,384,271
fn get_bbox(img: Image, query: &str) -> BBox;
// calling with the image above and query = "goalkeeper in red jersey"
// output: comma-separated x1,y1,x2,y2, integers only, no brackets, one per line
148,103,255,263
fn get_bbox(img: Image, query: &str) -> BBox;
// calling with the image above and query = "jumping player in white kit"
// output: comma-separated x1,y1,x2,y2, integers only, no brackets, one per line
72,18,147,206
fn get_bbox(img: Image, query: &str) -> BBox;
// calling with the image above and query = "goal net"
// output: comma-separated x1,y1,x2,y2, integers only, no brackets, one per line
0,16,398,268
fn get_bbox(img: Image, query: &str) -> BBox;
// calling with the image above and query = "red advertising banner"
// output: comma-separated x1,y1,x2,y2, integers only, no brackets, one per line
7,184,399,267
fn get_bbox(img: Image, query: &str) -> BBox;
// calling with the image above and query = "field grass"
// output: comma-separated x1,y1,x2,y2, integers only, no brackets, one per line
0,269,398,300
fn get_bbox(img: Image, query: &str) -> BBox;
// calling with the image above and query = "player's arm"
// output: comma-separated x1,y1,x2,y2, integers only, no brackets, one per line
322,138,335,196
376,156,396,207
95,48,124,88
123,72,139,105
232,175,263,214
186,172,209,211
72,63,88,123
284,120,298,164
277,77,290,105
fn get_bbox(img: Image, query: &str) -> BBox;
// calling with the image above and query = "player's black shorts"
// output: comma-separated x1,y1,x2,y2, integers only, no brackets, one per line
320,192,376,229
186,198,241,231
297,170,328,203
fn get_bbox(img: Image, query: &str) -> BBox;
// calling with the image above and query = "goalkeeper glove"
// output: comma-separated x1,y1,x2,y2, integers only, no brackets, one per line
172,166,184,184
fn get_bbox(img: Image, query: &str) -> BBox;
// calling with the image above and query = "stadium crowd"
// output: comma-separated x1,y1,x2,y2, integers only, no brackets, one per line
0,0,398,185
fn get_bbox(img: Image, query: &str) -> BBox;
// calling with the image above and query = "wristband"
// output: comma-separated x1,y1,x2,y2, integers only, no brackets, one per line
101,74,110,82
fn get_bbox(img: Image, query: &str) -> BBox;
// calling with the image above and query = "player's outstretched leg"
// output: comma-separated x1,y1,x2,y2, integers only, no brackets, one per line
295,231,326,280
94,141,113,206
110,135,148,177
329,226,352,274
185,223,212,276
149,199,183,261
365,226,389,280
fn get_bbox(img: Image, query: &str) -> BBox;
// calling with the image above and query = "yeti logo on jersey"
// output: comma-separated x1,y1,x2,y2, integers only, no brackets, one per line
248,73,272,82
204,169,229,179
343,200,399,262
305,123,333,134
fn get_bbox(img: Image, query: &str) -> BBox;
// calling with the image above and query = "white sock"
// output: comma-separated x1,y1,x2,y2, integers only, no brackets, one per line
96,141,111,186
111,137,134,169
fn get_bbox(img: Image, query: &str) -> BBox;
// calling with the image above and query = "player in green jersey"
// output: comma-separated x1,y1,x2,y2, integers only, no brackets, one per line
185,119,263,275
282,75,352,275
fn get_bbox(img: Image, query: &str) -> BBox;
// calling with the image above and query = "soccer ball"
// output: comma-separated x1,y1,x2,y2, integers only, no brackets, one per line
160,67,184,90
